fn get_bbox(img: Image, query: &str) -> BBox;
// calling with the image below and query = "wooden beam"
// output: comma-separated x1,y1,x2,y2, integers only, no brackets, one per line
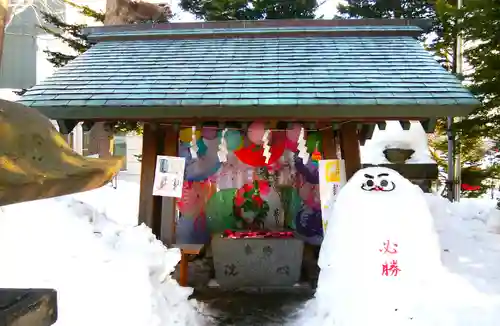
358,123,376,145
377,121,387,130
138,123,165,237
399,120,411,130
420,118,437,133
339,122,361,180
160,124,179,246
320,126,337,159
57,120,78,135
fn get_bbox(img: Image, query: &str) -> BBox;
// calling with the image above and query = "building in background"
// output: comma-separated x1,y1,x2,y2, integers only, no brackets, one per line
0,0,163,179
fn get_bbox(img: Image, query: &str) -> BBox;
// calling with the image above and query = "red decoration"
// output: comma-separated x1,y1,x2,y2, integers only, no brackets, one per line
311,149,322,162
461,183,481,191
223,229,294,239
234,136,285,167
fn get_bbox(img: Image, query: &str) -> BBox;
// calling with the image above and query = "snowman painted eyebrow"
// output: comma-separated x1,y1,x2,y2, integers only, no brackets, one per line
364,174,374,179
377,173,389,177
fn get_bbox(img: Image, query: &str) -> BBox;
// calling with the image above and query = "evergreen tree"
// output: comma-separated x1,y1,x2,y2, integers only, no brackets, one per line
38,0,171,133
179,0,318,21
336,0,454,69
336,0,498,197
39,1,103,68
453,0,500,196
455,0,500,140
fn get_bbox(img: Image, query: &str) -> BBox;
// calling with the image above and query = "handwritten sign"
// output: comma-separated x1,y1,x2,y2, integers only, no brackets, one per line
380,240,401,276
318,159,346,233
152,156,185,198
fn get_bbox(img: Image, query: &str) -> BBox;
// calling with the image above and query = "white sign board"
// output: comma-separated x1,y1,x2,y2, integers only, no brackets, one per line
152,156,186,198
318,159,347,233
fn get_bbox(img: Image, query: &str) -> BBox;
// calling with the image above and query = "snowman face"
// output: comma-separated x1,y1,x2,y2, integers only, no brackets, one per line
360,172,396,192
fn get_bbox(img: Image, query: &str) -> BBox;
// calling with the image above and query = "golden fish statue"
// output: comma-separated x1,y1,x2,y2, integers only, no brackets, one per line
0,99,124,206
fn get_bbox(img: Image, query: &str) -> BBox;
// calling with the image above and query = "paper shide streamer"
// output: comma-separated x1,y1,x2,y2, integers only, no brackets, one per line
297,127,309,164
262,129,271,164
218,128,229,163
190,125,198,159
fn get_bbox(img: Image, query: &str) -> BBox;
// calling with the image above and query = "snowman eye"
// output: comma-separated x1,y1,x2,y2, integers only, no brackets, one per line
366,179,374,187
380,179,389,187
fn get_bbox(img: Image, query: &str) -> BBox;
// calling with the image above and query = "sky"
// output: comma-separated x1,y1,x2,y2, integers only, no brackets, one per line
170,0,340,22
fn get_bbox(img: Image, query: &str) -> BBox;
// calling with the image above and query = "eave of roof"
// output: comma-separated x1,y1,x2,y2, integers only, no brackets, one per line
19,103,475,121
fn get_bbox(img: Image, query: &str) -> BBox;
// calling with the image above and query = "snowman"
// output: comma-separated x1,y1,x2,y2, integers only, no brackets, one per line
309,167,448,326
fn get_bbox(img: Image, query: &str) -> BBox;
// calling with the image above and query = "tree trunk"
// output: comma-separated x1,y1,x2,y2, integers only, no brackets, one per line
0,0,9,68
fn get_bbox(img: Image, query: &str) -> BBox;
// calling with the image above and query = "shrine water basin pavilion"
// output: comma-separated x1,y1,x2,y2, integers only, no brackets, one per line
19,19,479,244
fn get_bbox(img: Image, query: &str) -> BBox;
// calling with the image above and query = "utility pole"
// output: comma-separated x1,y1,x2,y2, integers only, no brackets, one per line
447,116,454,201
447,0,464,202
453,0,464,202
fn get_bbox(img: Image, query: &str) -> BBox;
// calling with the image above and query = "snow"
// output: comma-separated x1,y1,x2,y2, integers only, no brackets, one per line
0,181,210,326
293,167,500,326
361,121,435,164
0,88,20,101
2,168,500,325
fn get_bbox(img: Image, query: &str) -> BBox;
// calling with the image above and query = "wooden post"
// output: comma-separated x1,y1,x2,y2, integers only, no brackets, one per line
160,125,179,246
339,122,361,180
321,127,338,160
138,123,165,237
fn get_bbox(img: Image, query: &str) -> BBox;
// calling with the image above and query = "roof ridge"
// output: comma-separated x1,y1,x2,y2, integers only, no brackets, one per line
84,19,429,39
86,24,423,42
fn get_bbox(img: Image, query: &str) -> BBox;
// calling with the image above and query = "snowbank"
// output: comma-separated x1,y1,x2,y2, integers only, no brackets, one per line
292,185,500,326
0,182,210,326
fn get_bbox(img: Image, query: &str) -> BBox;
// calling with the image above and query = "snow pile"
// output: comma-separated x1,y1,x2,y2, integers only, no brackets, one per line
293,167,500,326
427,195,500,295
361,121,434,164
0,182,210,326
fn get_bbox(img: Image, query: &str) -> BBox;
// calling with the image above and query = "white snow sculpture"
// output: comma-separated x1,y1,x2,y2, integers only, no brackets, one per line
313,167,446,325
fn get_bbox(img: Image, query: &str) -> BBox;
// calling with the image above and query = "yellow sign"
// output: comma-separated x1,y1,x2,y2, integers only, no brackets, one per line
325,160,341,183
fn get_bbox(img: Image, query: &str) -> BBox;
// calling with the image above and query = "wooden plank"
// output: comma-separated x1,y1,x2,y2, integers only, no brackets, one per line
339,122,361,180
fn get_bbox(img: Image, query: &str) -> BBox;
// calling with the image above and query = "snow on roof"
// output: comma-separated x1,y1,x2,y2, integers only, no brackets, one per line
361,120,435,165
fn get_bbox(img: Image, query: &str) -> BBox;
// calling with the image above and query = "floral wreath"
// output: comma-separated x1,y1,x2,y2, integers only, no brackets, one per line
234,180,270,229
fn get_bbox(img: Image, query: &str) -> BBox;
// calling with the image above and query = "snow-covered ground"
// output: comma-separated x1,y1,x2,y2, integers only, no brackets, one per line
1,175,500,325
0,181,211,326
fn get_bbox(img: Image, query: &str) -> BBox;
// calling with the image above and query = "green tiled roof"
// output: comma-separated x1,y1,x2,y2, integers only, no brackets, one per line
20,25,479,120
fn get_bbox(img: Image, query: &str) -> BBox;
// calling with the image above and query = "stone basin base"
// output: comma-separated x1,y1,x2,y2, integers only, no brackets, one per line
212,236,304,289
